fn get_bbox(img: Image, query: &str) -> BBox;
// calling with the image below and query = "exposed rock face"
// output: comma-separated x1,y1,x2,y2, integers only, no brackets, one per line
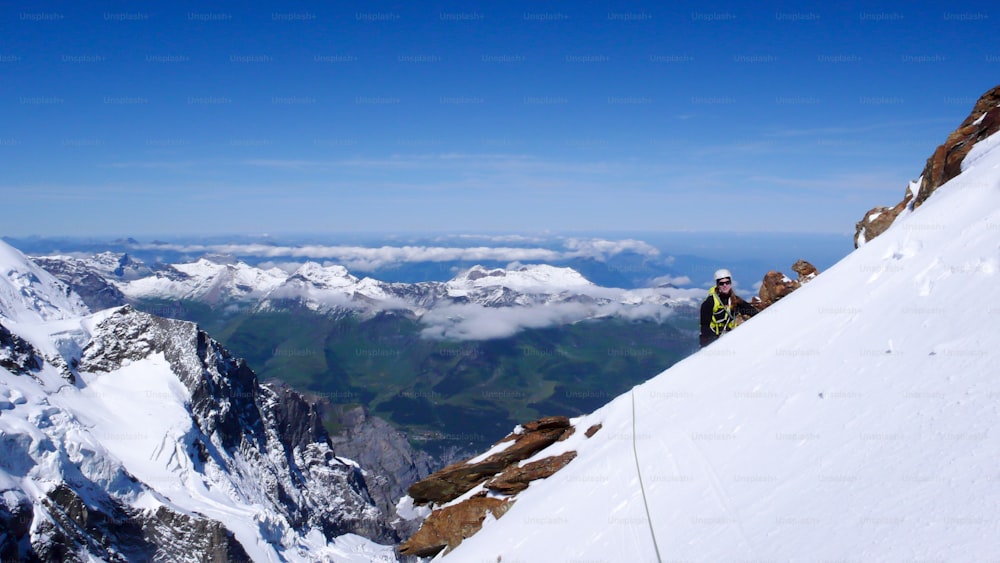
855,84,1000,247
35,484,250,563
407,416,574,505
399,497,512,558
33,256,129,311
484,450,578,494
755,260,818,310
758,271,798,305
0,321,44,376
399,415,583,557
324,404,435,521
792,259,818,279
0,488,32,561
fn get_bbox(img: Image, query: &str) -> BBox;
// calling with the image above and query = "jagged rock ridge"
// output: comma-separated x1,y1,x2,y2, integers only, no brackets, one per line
855,84,1000,246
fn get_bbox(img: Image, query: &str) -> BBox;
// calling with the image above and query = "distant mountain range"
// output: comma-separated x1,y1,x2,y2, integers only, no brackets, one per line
36,253,702,325
32,254,702,455
8,231,853,291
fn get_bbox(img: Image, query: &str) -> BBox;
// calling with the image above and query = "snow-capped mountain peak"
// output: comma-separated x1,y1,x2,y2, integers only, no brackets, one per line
124,258,288,304
0,239,88,323
287,261,359,288
106,256,697,336
449,264,594,291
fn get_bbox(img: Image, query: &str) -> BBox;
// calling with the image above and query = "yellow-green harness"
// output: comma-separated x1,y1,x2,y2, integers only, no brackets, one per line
708,286,738,336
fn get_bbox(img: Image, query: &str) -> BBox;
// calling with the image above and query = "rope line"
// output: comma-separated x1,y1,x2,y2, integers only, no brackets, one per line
631,388,663,563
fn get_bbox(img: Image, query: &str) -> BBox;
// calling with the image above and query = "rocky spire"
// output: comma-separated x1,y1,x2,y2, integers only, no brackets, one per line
855,84,1000,247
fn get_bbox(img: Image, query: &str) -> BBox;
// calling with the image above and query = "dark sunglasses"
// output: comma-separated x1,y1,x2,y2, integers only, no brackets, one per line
717,279,732,287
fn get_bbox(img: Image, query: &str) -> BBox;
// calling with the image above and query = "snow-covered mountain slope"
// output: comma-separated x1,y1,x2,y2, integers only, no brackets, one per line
122,258,289,306
31,254,131,311
0,243,401,562
435,132,1000,560
446,264,593,292
0,242,88,323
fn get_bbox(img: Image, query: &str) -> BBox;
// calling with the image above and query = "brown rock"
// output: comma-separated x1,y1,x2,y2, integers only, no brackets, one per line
584,423,603,437
557,424,575,441
758,271,798,305
400,417,582,558
755,260,820,311
855,199,913,246
521,415,572,433
914,87,1000,209
855,84,1000,247
792,259,818,281
397,496,513,558
407,416,573,505
485,450,578,494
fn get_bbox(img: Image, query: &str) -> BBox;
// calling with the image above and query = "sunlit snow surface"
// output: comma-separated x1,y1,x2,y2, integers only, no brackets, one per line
0,242,88,323
0,242,398,562
443,133,1000,560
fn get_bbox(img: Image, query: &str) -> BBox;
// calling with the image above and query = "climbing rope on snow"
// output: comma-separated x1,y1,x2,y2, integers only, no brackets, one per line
631,388,663,563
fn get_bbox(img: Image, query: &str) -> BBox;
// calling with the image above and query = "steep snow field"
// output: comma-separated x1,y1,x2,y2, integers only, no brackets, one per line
0,242,88,323
0,243,399,562
443,134,1000,561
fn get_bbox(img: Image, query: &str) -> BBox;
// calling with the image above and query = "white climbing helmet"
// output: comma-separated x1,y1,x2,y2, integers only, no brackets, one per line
714,269,732,282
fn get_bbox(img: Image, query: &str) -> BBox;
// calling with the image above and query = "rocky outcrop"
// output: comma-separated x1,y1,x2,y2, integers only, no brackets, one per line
407,416,574,505
855,84,1000,247
398,416,584,558
35,484,250,563
755,260,818,310
33,256,129,311
0,488,32,561
399,497,513,558
758,271,797,306
484,450,578,494
0,321,44,376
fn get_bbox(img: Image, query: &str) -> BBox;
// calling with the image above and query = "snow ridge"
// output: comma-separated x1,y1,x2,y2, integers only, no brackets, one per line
0,240,88,323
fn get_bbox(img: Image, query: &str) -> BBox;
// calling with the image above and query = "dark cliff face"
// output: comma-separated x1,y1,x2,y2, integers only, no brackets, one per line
855,84,1000,247
32,256,129,311
324,403,436,521
0,321,44,376
34,484,251,563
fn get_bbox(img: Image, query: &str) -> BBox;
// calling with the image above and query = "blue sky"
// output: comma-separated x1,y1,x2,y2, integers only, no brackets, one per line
2,0,996,237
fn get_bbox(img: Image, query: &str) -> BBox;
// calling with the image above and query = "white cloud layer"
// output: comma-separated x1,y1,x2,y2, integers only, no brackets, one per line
417,301,676,341
135,237,661,270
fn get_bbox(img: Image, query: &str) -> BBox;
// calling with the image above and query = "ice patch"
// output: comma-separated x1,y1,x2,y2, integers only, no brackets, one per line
962,130,1000,172
395,495,432,521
